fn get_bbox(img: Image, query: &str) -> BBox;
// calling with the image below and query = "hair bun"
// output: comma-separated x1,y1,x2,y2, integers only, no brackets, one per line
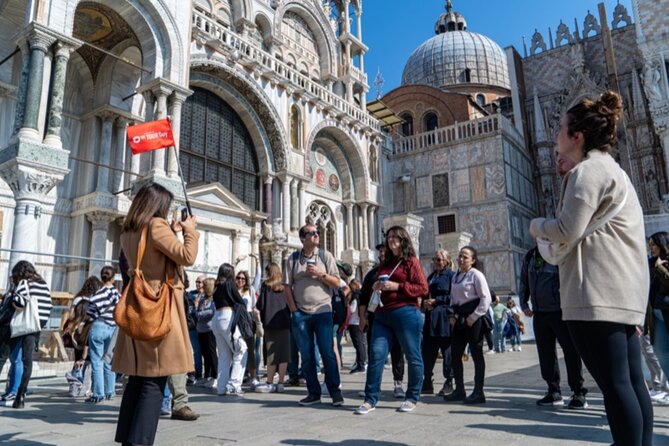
596,91,623,122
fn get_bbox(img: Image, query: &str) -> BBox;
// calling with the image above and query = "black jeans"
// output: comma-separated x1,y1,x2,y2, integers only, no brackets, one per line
198,331,218,379
422,333,452,385
115,376,167,445
8,332,38,389
367,313,404,381
533,311,585,395
567,321,653,446
348,324,367,368
451,318,485,392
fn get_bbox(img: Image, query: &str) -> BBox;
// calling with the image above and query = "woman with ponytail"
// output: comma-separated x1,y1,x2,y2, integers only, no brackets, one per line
530,91,652,446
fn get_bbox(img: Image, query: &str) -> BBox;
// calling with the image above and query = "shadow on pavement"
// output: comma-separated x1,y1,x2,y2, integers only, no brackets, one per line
0,433,56,445
281,440,408,446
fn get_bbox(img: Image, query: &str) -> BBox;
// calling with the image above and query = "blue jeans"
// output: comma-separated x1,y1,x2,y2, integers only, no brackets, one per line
89,321,117,398
7,341,23,394
291,310,340,397
288,326,300,379
364,305,424,406
189,329,202,378
493,320,506,352
654,310,669,377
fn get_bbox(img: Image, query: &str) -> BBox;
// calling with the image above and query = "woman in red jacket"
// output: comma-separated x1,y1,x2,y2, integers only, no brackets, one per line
355,226,428,415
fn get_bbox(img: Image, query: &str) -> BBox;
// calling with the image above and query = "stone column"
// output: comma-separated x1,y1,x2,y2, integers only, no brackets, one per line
12,40,30,136
346,202,354,249
359,203,369,250
167,90,190,178
367,205,376,247
113,117,129,193
231,230,241,263
290,179,299,231
19,31,55,140
282,177,290,235
96,112,115,193
87,211,115,275
298,181,306,227
151,86,170,175
1,167,63,270
356,7,363,40
43,42,73,148
264,175,274,223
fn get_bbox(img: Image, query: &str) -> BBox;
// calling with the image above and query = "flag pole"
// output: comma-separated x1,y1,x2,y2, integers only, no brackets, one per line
166,116,193,217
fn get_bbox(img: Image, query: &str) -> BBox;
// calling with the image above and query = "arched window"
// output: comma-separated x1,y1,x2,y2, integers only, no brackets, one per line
306,202,336,254
464,68,471,82
476,94,486,107
400,113,414,136
180,87,260,210
423,112,438,132
291,105,301,150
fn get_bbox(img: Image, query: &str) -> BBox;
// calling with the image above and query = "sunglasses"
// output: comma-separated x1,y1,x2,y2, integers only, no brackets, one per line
433,258,445,262
195,280,203,284
305,230,320,237
235,276,246,281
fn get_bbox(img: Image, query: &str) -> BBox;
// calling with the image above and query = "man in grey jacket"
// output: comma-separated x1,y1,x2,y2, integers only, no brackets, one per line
520,246,588,409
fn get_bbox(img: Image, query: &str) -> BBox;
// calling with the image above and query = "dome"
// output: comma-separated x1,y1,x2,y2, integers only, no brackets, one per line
401,2,510,90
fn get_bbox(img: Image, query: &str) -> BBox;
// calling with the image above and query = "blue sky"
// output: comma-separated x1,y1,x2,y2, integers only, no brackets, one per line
362,0,634,99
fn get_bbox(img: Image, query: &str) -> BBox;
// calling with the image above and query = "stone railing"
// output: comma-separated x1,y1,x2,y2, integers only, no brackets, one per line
392,114,523,155
350,65,368,84
192,10,380,132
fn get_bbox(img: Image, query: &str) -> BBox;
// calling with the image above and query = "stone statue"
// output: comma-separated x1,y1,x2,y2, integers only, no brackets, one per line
645,169,661,207
261,219,273,241
643,63,663,102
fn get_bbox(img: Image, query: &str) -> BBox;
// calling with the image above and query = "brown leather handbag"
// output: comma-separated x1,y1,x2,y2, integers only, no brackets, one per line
114,225,174,342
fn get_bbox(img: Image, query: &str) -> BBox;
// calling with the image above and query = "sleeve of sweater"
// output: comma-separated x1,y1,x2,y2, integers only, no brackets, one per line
529,168,599,244
12,280,28,308
398,257,429,300
150,218,200,266
251,263,262,292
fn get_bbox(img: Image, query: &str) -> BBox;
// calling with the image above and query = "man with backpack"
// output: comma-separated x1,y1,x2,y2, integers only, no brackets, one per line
284,224,343,407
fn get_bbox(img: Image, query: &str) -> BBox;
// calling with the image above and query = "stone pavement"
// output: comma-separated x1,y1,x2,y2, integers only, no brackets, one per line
1,343,668,446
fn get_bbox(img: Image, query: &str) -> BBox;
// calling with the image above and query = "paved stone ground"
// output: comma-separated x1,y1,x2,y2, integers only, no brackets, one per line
1,343,668,446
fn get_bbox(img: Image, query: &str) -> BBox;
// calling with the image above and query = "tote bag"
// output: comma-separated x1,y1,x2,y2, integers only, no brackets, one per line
10,280,41,338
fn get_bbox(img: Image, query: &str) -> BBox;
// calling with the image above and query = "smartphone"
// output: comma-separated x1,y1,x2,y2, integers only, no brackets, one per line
180,207,189,221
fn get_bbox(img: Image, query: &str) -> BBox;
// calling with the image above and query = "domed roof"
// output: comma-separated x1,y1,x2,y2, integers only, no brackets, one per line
401,2,510,91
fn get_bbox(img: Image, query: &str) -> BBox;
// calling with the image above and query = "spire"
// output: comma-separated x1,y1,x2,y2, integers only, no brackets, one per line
446,0,453,13
533,89,548,143
435,0,467,34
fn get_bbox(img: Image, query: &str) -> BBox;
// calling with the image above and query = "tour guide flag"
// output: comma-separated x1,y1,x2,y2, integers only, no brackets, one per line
127,119,175,155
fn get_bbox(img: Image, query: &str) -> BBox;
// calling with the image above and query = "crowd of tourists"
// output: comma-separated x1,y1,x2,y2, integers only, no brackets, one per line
0,90,664,446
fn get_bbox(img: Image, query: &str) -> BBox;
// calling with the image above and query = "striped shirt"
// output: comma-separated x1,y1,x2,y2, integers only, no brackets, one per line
87,285,121,326
12,280,53,328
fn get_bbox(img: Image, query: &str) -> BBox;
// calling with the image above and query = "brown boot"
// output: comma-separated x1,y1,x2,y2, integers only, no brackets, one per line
170,405,200,421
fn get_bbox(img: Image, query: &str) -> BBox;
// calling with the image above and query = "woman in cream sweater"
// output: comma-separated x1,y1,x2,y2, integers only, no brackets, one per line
530,91,652,446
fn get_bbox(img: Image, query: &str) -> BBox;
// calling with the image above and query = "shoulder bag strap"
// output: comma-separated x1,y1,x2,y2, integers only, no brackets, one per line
136,225,149,272
388,261,403,279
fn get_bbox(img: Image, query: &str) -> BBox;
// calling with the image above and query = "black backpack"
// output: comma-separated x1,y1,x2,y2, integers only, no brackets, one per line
331,287,350,326
233,302,256,340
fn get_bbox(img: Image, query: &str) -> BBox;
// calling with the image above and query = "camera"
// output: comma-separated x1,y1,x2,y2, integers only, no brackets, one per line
180,207,189,221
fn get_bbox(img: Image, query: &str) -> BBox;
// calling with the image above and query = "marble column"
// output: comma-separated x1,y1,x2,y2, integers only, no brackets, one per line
231,230,241,263
96,112,115,193
167,90,190,178
264,175,274,223
87,211,115,275
356,8,363,40
298,181,306,227
151,87,170,175
113,117,129,193
282,178,291,235
43,42,73,148
346,202,354,249
360,203,369,250
12,40,31,136
19,31,55,140
367,205,375,248
290,179,299,231
2,167,62,270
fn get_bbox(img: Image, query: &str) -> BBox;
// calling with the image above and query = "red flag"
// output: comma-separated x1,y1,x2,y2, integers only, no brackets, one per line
127,119,175,155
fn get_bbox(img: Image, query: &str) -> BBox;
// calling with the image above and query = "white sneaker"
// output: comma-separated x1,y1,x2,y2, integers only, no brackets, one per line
486,350,496,355
275,383,285,393
255,383,275,393
354,402,375,415
205,378,218,389
650,390,667,401
250,378,260,390
397,400,416,412
516,346,522,351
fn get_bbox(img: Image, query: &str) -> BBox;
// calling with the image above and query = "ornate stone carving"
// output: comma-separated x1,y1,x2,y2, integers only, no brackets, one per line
612,3,632,29
554,21,573,47
582,11,601,39
86,211,116,231
0,165,63,201
530,29,547,56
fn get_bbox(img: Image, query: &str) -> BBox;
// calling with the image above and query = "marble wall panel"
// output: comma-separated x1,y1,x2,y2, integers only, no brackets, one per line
450,146,469,170
458,204,509,248
415,175,432,209
470,166,485,202
451,168,470,204
481,251,513,291
486,165,506,198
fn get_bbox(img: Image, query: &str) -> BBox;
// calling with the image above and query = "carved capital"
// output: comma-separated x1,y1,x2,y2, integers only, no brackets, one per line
87,211,116,231
27,30,56,52
53,41,74,59
0,165,63,201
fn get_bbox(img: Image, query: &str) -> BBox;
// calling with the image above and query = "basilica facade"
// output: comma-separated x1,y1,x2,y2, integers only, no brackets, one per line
0,0,383,293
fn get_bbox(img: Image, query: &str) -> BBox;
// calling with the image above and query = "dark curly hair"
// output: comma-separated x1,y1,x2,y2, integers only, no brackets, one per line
11,260,45,285
565,91,623,156
75,276,103,298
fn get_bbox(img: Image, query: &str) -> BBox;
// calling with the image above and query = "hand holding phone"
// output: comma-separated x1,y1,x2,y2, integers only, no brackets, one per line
181,207,189,221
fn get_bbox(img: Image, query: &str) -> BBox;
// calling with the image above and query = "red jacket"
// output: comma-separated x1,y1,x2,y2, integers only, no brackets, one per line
375,256,428,313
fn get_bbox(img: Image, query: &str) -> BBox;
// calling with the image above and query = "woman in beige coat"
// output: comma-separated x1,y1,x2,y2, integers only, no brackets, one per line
530,92,652,446
113,183,199,446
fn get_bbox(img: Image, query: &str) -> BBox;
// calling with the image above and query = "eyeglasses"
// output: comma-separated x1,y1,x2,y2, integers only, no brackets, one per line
433,257,445,262
305,230,319,237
